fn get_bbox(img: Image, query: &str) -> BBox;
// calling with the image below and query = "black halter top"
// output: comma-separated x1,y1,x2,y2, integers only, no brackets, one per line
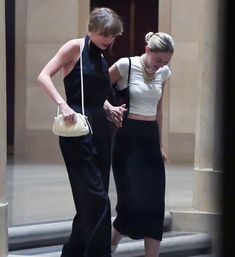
63,35,110,112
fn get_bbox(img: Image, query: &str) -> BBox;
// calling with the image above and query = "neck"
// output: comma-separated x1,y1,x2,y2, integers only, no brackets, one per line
140,55,155,84
140,55,155,74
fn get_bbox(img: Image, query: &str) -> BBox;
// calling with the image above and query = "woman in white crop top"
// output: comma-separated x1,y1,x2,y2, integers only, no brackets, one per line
104,32,174,257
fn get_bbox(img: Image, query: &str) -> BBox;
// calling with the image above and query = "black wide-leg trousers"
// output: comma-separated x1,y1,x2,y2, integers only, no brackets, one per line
59,114,111,257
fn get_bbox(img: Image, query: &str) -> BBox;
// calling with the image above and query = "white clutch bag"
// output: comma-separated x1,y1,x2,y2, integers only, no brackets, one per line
52,108,92,137
52,38,92,137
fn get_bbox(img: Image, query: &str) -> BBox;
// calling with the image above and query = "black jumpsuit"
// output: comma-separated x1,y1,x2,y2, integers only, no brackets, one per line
59,36,111,257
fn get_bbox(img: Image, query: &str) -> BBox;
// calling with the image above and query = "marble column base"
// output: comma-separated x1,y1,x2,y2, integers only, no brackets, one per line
170,210,221,255
193,168,222,212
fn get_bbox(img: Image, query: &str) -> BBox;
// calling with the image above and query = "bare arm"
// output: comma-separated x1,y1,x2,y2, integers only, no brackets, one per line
108,63,122,85
37,39,83,123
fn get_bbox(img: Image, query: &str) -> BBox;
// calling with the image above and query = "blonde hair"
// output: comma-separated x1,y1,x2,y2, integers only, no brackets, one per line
88,7,123,37
145,32,174,53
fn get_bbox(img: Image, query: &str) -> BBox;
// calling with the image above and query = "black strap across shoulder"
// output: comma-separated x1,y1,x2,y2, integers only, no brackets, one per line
108,57,131,114
127,57,131,84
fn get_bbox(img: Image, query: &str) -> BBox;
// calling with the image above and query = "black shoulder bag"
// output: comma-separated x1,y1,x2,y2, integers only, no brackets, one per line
108,57,131,118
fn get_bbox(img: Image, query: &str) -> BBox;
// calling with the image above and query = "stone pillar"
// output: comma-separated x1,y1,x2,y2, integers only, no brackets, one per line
159,3,223,254
0,0,8,256
193,0,223,213
191,3,223,253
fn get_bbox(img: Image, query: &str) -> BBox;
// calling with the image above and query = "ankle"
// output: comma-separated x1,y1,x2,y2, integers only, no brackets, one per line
112,235,123,246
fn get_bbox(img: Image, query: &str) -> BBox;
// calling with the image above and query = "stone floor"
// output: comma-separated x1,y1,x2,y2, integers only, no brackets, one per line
6,160,213,257
6,160,194,226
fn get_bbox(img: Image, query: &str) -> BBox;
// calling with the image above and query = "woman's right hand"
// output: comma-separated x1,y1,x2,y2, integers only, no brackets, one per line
161,147,168,162
59,102,77,124
108,104,127,127
104,100,127,127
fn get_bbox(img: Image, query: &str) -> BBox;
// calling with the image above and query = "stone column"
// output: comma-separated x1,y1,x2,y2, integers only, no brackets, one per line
0,0,8,256
159,3,223,254
193,0,223,213
191,3,223,253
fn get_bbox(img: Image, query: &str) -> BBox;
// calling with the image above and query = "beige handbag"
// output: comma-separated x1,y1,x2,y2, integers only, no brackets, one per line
52,39,92,137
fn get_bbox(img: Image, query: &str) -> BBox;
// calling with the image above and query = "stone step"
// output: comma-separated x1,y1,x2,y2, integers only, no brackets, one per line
8,213,172,251
114,232,211,257
190,255,216,257
9,231,211,257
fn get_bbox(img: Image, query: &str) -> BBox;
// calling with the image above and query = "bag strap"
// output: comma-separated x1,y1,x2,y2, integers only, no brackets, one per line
79,38,93,134
56,38,86,116
79,38,85,116
127,57,131,85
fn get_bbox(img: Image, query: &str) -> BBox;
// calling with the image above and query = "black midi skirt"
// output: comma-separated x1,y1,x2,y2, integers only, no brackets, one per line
112,118,165,241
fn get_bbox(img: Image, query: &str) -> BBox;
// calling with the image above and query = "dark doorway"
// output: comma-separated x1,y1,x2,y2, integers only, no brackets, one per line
5,0,15,156
90,0,159,66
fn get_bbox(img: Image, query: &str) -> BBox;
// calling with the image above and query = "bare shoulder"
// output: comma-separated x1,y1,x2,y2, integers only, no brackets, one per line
68,38,84,46
60,38,84,52
56,38,85,63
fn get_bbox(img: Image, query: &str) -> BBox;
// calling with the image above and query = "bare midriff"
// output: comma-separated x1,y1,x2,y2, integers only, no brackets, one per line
128,113,156,121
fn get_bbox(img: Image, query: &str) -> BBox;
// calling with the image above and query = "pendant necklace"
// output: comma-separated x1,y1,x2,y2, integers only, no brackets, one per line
139,57,155,84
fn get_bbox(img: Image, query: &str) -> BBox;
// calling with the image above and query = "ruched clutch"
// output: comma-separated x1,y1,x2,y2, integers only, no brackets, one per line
52,110,91,137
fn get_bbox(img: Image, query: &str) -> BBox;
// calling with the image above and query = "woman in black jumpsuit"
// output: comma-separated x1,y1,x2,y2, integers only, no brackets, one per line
37,8,123,257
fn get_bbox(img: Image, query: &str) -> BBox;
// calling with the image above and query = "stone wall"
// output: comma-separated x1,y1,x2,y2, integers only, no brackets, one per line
14,0,89,163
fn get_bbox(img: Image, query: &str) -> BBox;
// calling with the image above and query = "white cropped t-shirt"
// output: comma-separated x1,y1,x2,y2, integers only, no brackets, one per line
115,56,171,116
